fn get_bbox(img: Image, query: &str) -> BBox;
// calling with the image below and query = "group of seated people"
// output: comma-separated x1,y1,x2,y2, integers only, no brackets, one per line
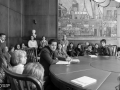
67,39,110,57
0,32,118,90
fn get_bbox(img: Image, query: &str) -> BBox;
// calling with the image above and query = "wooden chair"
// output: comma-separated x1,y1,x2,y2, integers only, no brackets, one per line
107,45,117,56
25,48,39,63
2,64,42,90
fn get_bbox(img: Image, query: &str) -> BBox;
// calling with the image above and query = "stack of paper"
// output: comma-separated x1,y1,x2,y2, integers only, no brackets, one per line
89,55,98,58
56,61,69,64
71,76,97,87
71,59,80,63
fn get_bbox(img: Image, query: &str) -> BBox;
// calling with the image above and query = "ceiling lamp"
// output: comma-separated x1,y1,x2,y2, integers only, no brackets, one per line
99,0,111,7
93,0,106,3
115,0,120,3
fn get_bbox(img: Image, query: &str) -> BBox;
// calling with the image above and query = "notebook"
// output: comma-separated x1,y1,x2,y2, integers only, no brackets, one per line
71,76,97,87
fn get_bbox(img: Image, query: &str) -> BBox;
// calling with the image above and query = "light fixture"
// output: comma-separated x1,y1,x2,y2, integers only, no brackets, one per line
115,0,120,3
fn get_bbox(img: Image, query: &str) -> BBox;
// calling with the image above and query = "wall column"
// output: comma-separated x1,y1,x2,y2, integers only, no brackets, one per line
117,8,120,47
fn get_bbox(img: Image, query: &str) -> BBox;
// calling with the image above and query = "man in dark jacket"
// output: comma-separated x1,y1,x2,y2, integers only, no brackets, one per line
40,39,59,90
99,39,110,56
40,39,58,76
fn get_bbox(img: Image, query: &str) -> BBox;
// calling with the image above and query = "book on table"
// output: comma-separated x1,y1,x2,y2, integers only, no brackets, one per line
71,76,97,87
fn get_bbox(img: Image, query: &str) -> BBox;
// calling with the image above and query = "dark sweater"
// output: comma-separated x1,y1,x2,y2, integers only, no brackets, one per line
75,47,84,56
0,41,6,54
40,46,58,77
98,46,110,56
67,46,75,57
0,41,6,55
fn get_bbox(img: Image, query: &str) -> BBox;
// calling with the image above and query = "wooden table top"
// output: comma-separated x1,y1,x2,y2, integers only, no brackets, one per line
50,56,120,90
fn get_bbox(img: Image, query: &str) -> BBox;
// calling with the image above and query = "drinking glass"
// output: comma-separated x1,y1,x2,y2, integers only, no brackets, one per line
66,57,71,66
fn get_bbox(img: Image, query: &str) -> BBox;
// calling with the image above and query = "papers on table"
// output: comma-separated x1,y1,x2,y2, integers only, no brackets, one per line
89,55,98,58
56,59,80,64
56,61,69,64
71,76,97,87
71,59,80,63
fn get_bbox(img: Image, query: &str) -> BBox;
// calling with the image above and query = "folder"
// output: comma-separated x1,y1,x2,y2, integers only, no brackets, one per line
71,76,97,87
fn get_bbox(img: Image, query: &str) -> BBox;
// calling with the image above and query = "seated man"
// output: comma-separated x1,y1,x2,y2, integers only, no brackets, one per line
99,39,110,56
40,39,59,90
40,39,58,76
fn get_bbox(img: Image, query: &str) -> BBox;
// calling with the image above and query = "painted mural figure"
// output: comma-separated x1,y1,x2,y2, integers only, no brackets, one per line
58,0,117,39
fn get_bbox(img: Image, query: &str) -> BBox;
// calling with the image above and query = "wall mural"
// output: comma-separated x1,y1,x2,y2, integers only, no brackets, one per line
58,0,117,39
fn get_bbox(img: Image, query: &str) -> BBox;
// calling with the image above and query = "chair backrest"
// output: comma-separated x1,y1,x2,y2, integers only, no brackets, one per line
2,64,42,90
107,45,117,56
25,48,38,62
0,55,8,68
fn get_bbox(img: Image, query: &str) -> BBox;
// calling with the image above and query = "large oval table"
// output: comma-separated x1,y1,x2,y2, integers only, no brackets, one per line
50,56,120,90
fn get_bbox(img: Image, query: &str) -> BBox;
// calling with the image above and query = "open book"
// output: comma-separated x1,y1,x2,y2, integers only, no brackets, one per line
71,76,97,87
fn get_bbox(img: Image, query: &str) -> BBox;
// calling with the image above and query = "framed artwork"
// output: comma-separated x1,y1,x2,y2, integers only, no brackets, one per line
57,0,117,39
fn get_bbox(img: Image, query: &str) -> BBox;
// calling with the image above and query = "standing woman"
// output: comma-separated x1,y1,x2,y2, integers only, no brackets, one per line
28,35,38,48
60,35,69,53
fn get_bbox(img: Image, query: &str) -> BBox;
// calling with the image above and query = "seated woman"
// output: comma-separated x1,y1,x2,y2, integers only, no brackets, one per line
38,36,48,54
21,43,27,50
9,45,15,56
99,39,110,56
15,44,21,50
84,45,94,56
39,36,48,49
56,42,69,59
23,62,44,90
28,36,38,48
67,42,75,57
75,43,84,56
93,43,100,55
10,50,27,74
